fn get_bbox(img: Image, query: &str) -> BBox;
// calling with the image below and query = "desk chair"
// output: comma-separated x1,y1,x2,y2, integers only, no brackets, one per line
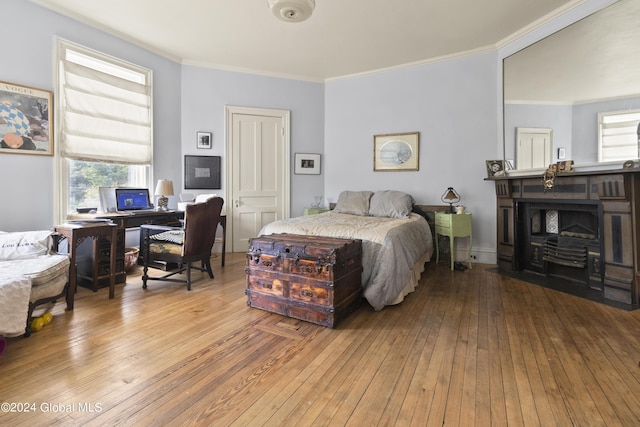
140,197,224,290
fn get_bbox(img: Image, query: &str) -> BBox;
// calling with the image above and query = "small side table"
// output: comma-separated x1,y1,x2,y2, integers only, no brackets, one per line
304,207,330,215
435,212,473,271
54,222,118,309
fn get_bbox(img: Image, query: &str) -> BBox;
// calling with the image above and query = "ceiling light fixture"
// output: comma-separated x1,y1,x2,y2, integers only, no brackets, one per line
267,0,315,23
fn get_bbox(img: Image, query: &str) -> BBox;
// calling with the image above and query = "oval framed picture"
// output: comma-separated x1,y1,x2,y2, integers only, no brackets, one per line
373,132,419,171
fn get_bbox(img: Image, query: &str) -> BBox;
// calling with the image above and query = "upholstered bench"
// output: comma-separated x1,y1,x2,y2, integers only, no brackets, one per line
0,231,70,337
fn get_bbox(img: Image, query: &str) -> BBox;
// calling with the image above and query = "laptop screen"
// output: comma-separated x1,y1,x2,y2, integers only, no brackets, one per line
115,188,153,211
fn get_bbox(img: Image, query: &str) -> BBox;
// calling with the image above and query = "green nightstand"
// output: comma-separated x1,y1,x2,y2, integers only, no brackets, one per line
435,212,473,270
304,207,330,215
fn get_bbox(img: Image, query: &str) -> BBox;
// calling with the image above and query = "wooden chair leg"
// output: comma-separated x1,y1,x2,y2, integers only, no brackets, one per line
186,263,192,291
205,260,214,278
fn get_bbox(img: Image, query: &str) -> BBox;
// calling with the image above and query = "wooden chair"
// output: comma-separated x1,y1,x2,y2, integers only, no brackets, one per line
140,197,224,290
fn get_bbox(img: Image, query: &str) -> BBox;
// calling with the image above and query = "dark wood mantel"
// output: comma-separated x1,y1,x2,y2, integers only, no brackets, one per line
489,167,640,306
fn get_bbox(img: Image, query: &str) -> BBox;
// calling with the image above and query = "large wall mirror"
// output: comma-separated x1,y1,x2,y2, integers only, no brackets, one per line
503,0,640,171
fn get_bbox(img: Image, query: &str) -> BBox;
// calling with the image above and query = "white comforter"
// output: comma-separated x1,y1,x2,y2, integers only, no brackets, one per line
259,212,433,311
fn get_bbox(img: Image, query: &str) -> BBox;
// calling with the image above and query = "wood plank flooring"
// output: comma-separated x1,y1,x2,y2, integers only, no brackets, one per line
2,253,640,426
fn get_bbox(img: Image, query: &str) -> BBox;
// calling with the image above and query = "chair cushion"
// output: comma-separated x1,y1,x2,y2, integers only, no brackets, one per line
150,230,184,245
149,242,183,255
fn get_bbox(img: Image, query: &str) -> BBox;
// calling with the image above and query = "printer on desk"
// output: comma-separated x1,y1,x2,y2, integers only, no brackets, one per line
177,193,218,211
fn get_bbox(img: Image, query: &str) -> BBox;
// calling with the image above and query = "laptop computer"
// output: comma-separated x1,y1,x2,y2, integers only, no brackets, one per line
115,188,154,212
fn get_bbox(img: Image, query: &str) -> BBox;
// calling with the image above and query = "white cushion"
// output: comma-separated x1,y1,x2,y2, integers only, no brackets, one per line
333,191,373,216
0,230,53,260
369,190,414,218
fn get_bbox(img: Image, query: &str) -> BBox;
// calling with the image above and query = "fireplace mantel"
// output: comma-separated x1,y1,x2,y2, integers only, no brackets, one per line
491,168,640,306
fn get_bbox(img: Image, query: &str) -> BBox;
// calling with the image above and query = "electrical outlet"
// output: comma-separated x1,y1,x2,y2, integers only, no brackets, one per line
471,254,477,260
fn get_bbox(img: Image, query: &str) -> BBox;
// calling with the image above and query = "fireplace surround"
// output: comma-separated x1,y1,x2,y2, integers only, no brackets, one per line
491,170,640,308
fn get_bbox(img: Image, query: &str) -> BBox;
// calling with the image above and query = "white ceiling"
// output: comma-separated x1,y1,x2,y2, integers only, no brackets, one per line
31,0,576,82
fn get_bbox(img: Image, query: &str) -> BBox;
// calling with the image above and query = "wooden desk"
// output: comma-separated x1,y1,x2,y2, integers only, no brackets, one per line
54,222,118,309
435,212,473,270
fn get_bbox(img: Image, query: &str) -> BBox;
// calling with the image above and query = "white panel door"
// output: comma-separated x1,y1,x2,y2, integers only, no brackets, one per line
516,127,553,169
226,106,290,252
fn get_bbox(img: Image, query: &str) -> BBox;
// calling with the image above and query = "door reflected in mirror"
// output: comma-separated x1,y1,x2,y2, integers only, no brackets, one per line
503,0,640,170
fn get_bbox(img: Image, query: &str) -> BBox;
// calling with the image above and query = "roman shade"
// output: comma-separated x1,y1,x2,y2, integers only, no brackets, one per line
58,41,152,165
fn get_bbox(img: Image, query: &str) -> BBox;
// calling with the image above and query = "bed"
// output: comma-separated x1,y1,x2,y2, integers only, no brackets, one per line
258,190,433,311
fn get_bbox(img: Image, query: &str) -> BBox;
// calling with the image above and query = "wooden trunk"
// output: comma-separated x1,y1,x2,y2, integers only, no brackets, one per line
245,234,363,328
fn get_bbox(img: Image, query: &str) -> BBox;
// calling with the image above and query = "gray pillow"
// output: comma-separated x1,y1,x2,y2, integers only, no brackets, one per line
369,190,414,218
333,191,373,216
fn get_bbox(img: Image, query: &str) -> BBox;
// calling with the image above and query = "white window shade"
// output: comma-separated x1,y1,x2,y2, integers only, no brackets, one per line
59,43,152,165
599,110,640,163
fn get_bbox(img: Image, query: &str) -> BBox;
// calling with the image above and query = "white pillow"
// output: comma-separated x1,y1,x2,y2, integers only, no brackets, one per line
0,230,53,260
369,190,414,218
333,191,373,216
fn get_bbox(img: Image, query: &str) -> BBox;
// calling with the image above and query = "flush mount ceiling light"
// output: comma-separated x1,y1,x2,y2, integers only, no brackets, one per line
267,0,315,23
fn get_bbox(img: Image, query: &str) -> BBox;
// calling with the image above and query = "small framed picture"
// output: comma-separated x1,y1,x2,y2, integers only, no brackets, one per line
294,153,321,175
486,160,506,177
197,131,212,149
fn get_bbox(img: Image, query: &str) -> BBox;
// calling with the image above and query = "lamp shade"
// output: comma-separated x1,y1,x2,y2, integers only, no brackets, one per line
441,187,461,213
155,179,174,196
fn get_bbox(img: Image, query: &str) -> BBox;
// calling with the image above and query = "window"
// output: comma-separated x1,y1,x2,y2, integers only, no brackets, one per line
598,109,640,162
55,40,152,222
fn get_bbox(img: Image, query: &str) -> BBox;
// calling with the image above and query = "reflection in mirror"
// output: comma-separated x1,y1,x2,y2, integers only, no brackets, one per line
503,0,640,170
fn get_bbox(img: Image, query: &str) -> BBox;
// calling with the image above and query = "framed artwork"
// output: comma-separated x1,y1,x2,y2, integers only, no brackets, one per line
294,153,321,175
197,131,212,149
373,132,419,171
0,81,53,156
185,155,221,189
486,160,506,177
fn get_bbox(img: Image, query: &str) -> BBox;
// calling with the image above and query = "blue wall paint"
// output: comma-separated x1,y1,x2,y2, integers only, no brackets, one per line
325,53,499,256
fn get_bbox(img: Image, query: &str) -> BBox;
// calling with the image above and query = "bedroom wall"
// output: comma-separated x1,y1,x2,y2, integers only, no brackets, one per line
325,53,500,264
179,66,325,217
0,0,181,232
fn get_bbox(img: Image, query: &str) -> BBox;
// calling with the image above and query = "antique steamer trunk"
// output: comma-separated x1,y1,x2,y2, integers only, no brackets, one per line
245,234,363,328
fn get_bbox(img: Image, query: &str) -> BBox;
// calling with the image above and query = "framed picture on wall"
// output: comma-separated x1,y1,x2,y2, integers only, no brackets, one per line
0,81,53,156
185,155,221,189
373,132,419,171
294,153,321,174
197,131,212,149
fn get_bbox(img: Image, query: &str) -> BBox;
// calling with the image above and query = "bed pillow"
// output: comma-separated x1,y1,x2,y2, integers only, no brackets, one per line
333,191,373,216
0,230,53,260
369,190,414,218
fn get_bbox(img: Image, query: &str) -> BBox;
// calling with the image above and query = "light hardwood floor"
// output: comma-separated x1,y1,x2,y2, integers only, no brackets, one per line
2,253,640,426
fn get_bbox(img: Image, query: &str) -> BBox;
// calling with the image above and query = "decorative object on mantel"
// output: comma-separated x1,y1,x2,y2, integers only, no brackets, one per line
542,164,557,191
623,160,635,169
556,160,574,173
441,187,461,213
373,132,419,171
267,0,315,23
154,179,174,210
486,160,506,177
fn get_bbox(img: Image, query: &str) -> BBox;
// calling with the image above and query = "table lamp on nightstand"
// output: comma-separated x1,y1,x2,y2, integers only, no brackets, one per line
155,179,174,211
441,186,461,213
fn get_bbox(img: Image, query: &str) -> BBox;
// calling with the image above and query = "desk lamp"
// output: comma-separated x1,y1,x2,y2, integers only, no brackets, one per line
441,187,461,213
155,179,174,211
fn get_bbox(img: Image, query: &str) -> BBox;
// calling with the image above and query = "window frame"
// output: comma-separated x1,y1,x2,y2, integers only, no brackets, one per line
54,39,153,223
598,109,640,163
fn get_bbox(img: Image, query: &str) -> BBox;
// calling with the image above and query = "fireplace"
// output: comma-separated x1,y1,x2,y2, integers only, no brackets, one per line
521,202,603,290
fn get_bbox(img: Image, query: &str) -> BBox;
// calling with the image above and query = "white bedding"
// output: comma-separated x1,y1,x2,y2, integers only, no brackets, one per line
259,211,433,310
